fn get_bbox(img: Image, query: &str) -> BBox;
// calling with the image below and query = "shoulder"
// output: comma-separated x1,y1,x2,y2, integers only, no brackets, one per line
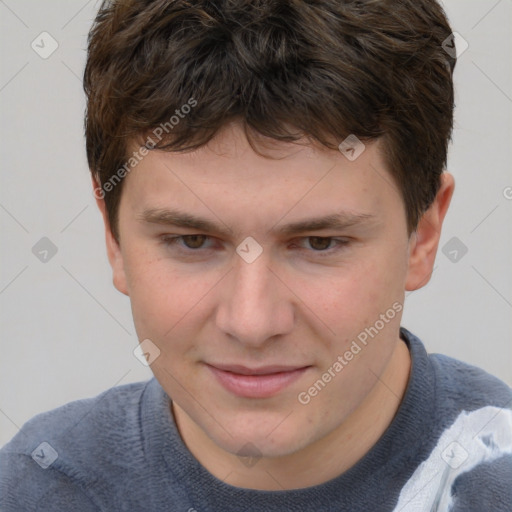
1,378,151,457
395,329,512,511
429,349,512,411
401,326,512,411
413,331,512,462
0,379,153,511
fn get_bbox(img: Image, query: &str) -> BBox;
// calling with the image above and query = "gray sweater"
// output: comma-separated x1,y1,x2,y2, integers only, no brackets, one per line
1,328,511,511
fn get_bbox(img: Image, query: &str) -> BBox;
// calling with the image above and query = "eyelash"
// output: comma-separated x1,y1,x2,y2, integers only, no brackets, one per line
160,235,350,257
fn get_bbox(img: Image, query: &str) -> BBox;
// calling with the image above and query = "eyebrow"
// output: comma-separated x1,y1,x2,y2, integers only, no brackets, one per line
137,208,377,237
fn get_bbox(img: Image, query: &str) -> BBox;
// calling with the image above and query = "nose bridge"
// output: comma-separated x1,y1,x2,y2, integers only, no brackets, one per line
216,252,293,345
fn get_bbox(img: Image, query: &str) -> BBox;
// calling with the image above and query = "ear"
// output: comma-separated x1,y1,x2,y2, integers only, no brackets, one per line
405,172,455,291
92,176,129,296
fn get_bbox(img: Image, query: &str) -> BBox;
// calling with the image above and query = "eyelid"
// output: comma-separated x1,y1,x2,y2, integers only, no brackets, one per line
161,234,214,245
290,236,351,252
160,234,351,257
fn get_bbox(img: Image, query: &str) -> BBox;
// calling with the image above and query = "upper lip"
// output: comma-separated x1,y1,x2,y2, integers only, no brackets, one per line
207,363,309,376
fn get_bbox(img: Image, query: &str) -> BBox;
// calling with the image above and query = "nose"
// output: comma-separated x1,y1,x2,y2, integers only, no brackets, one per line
215,250,295,348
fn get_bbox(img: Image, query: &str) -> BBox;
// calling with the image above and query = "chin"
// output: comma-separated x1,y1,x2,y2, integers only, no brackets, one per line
208,415,319,459
223,433,304,459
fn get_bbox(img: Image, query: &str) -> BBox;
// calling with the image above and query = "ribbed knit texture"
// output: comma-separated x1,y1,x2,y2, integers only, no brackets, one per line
1,328,511,511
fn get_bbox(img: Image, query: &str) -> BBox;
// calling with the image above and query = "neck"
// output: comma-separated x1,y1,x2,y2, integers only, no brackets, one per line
172,338,411,490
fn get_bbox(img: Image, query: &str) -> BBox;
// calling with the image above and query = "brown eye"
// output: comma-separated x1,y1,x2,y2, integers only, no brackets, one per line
182,235,207,249
308,237,333,251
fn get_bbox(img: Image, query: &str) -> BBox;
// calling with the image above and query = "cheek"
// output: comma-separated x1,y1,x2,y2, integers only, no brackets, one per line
309,254,405,346
313,260,385,314
124,252,218,342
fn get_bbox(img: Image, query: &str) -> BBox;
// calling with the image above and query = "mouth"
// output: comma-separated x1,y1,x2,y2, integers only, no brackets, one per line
206,363,311,398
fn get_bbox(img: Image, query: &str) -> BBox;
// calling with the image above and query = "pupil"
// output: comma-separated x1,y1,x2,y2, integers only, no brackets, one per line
309,237,331,250
184,235,205,249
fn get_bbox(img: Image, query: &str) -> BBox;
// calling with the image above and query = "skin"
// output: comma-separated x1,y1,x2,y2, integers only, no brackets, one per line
96,121,454,490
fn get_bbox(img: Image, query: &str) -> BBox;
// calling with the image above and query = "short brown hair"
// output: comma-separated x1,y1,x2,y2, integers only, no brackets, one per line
84,0,456,241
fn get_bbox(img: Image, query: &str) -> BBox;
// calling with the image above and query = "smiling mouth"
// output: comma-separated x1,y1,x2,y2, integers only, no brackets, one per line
206,363,311,398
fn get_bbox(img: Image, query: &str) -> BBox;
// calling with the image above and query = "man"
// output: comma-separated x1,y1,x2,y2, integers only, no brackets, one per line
1,0,511,510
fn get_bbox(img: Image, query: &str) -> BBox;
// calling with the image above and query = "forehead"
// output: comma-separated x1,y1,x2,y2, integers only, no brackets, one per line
121,124,403,233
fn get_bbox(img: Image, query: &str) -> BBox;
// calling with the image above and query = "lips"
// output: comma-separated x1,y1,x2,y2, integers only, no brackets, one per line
206,363,310,398
210,364,307,376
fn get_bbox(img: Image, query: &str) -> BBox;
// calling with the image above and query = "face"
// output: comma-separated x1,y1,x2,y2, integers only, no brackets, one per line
103,122,426,459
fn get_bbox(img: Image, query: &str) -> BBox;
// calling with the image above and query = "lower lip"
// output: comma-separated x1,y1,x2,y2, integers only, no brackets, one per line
207,365,309,399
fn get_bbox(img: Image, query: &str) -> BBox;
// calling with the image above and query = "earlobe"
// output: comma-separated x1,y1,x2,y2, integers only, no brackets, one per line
92,176,129,296
405,172,455,291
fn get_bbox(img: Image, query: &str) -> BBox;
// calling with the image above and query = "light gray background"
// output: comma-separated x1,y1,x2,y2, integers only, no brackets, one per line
1,0,511,448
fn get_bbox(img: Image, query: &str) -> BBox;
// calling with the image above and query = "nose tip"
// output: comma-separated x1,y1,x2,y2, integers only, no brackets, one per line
215,255,294,347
